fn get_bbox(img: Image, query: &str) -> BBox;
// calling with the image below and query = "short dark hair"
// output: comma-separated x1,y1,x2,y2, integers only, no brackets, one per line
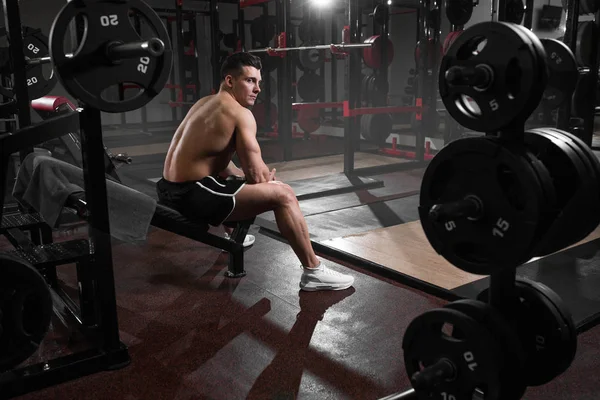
220,52,262,81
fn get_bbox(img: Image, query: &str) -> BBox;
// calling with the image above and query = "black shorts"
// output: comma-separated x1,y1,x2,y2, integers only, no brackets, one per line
156,176,246,226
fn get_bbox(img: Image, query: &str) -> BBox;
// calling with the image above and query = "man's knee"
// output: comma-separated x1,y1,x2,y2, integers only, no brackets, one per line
274,183,297,207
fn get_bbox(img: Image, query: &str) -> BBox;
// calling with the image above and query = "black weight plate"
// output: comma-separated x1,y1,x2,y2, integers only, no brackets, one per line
250,15,277,46
361,114,373,140
297,72,324,102
23,31,57,100
503,139,557,247
298,42,325,71
444,300,527,400
440,22,546,132
49,0,173,113
511,24,550,124
445,0,474,26
538,127,600,242
539,39,578,109
0,254,52,372
369,113,392,146
526,128,599,253
576,21,598,67
419,137,546,274
478,279,577,386
403,307,503,400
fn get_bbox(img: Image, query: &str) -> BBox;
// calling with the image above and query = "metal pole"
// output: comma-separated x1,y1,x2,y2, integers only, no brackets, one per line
557,0,580,132
344,0,360,174
276,0,292,161
210,0,220,91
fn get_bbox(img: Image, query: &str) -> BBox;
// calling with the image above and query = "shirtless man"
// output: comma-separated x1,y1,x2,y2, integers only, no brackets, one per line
156,52,354,291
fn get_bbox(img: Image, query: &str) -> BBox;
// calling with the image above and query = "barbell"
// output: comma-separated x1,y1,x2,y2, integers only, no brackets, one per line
247,42,373,55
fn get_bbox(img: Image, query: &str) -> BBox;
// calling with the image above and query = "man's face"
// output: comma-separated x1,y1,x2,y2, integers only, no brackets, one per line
226,66,262,107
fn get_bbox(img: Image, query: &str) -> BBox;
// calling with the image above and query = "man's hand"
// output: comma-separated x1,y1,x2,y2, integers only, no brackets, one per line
269,168,277,181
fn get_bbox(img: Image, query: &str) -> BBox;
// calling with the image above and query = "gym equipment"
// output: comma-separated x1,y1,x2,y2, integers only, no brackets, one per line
257,76,276,101
0,254,53,372
250,15,277,45
252,101,277,130
539,38,578,109
442,30,463,55
478,279,577,386
297,107,320,133
361,113,392,146
297,20,324,43
223,32,238,50
298,43,325,71
0,27,57,101
296,72,324,102
444,300,528,399
419,136,551,274
575,21,598,67
414,39,442,70
362,35,394,69
525,127,600,256
402,307,504,400
439,22,547,132
445,0,474,26
561,0,599,14
371,4,390,26
505,0,525,24
248,42,372,55
47,0,173,112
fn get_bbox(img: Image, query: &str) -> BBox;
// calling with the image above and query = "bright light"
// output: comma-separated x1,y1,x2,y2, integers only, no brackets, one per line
387,0,392,4
312,0,333,7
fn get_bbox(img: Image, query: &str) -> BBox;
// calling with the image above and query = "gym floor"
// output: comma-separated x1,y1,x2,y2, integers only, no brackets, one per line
4,140,600,399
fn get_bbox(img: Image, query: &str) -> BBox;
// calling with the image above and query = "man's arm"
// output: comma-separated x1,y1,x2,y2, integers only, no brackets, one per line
235,108,274,184
219,160,245,178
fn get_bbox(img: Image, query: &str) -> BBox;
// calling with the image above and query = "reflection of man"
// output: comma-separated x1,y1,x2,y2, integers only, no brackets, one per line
157,53,354,291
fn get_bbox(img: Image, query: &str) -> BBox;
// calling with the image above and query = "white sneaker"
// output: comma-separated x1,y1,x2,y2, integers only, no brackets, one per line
224,233,256,248
300,263,355,291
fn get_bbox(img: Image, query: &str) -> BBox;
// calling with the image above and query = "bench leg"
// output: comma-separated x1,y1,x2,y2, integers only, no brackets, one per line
225,247,247,278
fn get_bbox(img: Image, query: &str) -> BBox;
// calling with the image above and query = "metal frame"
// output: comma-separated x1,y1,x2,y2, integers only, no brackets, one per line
0,1,129,397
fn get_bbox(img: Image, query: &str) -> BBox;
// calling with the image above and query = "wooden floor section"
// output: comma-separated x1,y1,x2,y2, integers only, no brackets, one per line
322,221,600,290
269,152,410,182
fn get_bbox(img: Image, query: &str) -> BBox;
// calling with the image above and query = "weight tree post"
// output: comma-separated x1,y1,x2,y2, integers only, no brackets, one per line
78,108,122,352
175,0,190,116
556,0,580,131
343,0,360,174
276,0,293,161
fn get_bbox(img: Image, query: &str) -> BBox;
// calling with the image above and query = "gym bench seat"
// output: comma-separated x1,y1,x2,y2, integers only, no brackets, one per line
65,193,254,278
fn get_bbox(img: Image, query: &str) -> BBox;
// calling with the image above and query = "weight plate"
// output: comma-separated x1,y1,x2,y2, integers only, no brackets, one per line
362,35,394,69
524,128,592,255
298,42,325,71
251,101,277,130
403,307,503,400
0,254,52,372
443,30,464,56
539,39,578,109
439,22,546,132
362,113,392,146
478,279,577,386
49,0,173,113
444,300,527,400
250,15,277,46
445,0,474,26
297,107,320,133
531,128,600,252
575,21,598,67
419,137,547,274
297,72,324,102
23,30,57,100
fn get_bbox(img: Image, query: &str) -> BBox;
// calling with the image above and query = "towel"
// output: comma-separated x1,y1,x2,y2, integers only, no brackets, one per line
12,153,156,242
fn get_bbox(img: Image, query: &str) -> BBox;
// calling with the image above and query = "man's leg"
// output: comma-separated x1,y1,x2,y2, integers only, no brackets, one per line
226,181,354,291
226,181,319,268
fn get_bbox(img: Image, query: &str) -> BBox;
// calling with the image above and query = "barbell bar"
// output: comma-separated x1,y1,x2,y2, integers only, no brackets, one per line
24,38,165,66
247,42,372,54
